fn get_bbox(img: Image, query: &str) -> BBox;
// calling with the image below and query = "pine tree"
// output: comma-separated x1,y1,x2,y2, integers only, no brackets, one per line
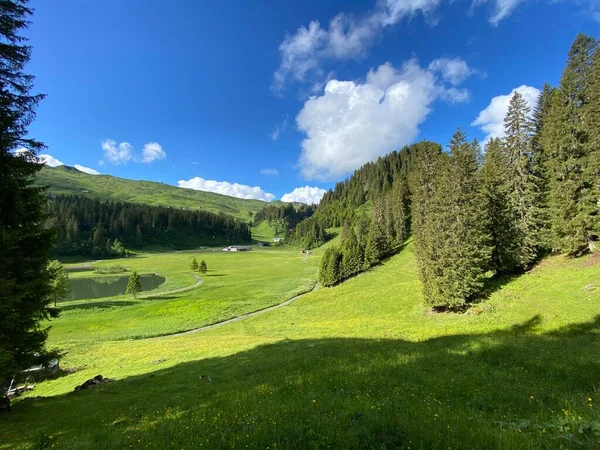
543,33,598,255
481,138,518,273
0,0,59,388
585,47,600,228
341,227,361,278
532,83,554,176
199,260,207,275
318,247,342,286
502,91,546,268
126,271,142,298
390,178,409,246
191,257,199,271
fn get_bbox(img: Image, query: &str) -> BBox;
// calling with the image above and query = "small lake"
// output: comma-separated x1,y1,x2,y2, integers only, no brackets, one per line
62,274,166,302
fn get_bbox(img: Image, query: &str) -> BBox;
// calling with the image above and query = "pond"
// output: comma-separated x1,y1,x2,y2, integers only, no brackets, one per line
62,274,166,302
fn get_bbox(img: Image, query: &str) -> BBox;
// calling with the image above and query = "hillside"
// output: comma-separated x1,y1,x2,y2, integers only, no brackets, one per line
36,166,270,220
1,244,599,448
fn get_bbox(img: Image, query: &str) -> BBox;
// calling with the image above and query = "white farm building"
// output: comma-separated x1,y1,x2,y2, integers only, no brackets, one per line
222,245,252,252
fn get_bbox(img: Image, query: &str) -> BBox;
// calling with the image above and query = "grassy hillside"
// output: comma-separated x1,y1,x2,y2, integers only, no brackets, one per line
2,244,599,449
37,166,269,220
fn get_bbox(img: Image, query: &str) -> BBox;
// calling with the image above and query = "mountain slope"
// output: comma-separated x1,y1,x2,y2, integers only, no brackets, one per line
36,166,269,220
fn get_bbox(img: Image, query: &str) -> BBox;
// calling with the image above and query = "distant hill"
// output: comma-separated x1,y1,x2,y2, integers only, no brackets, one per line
36,165,271,220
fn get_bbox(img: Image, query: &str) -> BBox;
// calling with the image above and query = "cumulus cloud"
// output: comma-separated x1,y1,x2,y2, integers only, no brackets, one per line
261,168,279,176
101,139,134,165
177,177,275,202
428,58,474,85
296,58,473,180
74,164,100,175
272,0,441,92
270,116,288,141
141,142,166,163
281,186,327,205
471,84,540,143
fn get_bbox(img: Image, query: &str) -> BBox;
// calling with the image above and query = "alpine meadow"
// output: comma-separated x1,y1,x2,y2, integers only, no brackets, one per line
1,1,600,449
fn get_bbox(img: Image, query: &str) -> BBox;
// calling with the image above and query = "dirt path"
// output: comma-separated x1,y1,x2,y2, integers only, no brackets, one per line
138,275,203,299
144,283,319,340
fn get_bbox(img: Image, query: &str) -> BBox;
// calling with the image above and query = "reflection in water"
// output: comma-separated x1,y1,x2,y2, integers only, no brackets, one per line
63,274,166,302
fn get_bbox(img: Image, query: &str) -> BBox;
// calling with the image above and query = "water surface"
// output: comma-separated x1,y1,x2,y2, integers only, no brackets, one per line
62,274,166,301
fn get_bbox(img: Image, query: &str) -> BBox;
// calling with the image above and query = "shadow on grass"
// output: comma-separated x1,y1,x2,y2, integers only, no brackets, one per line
2,316,600,449
59,301,138,312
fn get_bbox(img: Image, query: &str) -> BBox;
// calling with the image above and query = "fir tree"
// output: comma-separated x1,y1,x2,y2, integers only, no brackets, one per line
431,130,491,308
126,271,142,299
318,247,342,287
481,138,518,273
543,33,598,254
341,227,361,278
502,91,546,268
199,260,207,275
365,197,391,266
191,257,199,271
585,47,600,226
0,0,59,389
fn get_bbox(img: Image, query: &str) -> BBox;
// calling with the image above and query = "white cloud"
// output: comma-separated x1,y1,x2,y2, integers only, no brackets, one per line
272,0,440,92
74,164,100,175
428,58,474,85
261,168,279,176
177,177,276,202
296,58,470,180
471,84,540,143
270,116,288,141
101,139,134,165
39,154,64,167
101,139,167,165
281,186,327,204
475,0,527,26
141,142,166,163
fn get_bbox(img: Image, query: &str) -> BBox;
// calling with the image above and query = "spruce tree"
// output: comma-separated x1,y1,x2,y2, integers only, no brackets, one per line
585,47,600,226
199,260,207,275
365,197,391,266
431,130,491,308
543,33,598,255
390,178,409,246
318,247,342,286
0,0,59,389
502,91,546,268
481,138,518,273
191,257,199,271
341,227,361,278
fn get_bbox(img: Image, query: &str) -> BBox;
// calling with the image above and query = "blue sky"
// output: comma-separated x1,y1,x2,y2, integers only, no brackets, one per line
25,0,599,203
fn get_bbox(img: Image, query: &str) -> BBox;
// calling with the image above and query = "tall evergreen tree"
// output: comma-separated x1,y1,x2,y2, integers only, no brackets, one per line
585,47,600,223
532,82,554,176
199,260,207,275
365,197,391,266
0,0,59,390
126,271,142,299
543,33,598,255
481,138,518,273
430,130,491,308
502,91,546,268
191,257,199,271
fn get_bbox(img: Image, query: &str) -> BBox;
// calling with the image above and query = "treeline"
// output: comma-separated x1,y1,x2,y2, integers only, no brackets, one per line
49,195,251,256
319,184,409,286
253,203,315,236
287,217,328,250
317,33,600,310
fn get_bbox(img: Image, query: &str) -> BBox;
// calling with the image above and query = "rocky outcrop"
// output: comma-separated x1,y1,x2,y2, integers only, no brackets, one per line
74,374,114,391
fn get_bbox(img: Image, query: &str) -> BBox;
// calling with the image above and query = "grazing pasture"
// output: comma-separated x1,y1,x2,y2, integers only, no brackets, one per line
2,243,599,449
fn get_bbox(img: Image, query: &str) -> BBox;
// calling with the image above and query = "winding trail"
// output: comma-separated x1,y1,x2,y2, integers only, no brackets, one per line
144,283,319,340
138,275,203,299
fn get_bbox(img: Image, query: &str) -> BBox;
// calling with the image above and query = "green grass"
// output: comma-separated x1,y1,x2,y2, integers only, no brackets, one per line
2,244,600,449
37,166,269,220
251,220,277,242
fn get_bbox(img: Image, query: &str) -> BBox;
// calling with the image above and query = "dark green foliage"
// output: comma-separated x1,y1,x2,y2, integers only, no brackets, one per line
49,195,251,256
199,260,207,275
288,216,327,249
318,247,342,287
254,203,315,236
502,91,547,269
126,271,142,299
191,257,199,271
481,138,519,273
586,47,600,231
365,197,391,266
340,227,362,279
390,178,409,245
413,131,491,309
532,82,554,178
543,33,598,255
0,0,60,386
